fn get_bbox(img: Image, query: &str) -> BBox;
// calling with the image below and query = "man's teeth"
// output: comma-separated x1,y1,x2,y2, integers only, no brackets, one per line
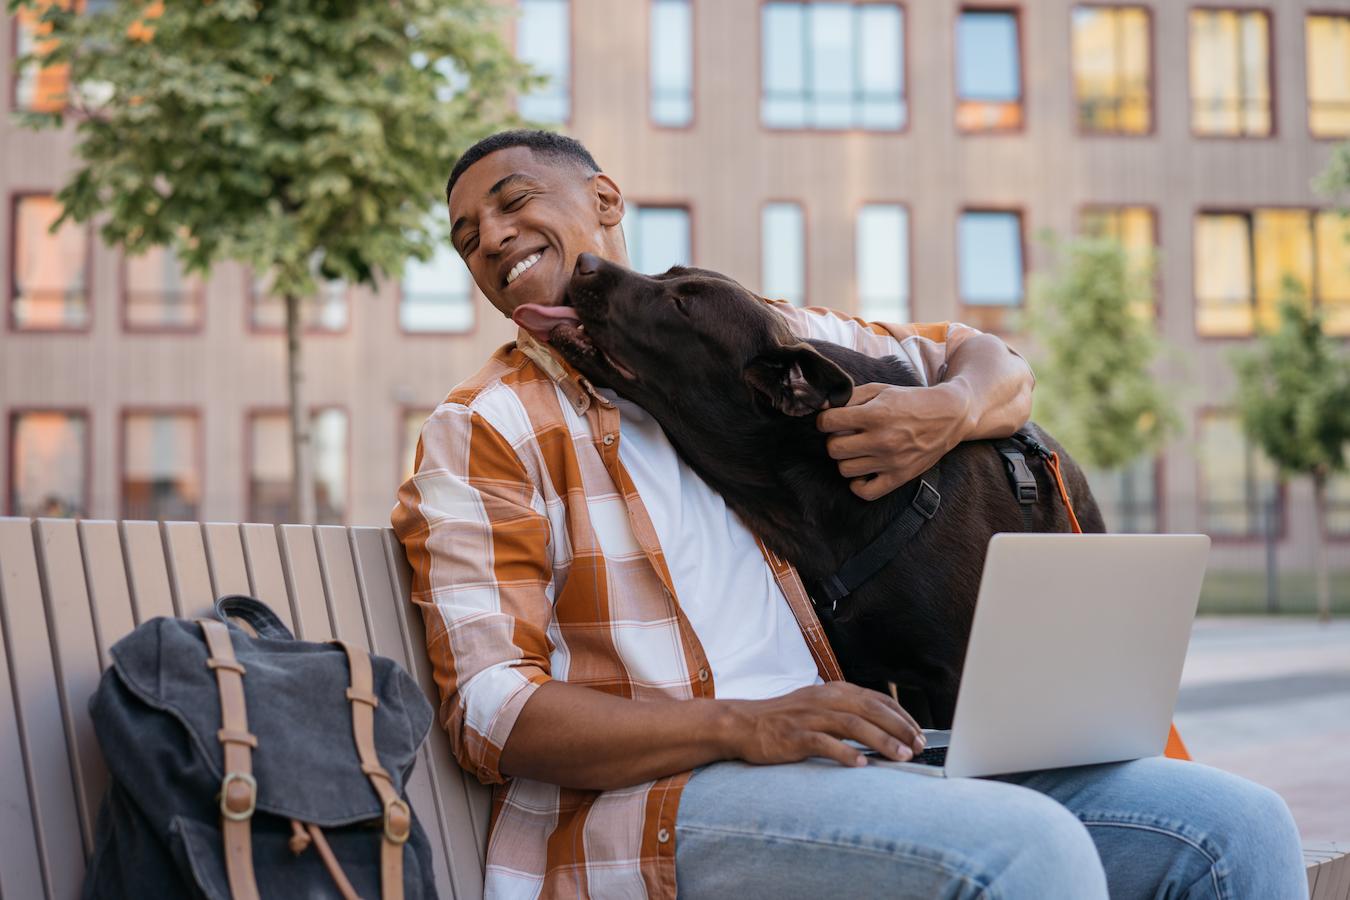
506,252,542,285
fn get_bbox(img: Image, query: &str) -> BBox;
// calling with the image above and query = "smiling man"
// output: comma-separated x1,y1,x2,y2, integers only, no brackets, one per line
393,130,1305,900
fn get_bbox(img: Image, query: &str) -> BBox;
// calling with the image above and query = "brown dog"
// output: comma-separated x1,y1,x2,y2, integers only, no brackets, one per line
515,254,1105,727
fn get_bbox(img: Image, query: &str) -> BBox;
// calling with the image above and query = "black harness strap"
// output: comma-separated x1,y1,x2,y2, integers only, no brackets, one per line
816,463,941,608
993,438,1038,532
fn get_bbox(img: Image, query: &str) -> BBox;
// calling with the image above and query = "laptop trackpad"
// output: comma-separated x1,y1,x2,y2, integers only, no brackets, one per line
921,729,951,749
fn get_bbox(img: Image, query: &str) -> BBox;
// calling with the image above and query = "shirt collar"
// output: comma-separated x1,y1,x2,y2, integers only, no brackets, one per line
516,328,609,414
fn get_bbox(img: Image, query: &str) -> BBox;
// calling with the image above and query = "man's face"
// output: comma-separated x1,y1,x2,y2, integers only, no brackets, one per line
447,146,624,318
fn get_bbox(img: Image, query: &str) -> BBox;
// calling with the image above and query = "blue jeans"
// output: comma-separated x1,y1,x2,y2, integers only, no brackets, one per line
675,757,1306,899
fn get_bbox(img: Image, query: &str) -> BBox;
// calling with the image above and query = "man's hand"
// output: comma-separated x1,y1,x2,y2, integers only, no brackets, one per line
816,381,975,501
723,682,927,768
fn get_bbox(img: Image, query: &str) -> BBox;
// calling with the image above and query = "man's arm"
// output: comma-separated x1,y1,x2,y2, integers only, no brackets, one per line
817,329,1035,500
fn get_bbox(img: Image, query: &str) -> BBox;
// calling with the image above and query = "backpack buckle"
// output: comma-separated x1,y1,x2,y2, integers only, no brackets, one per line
384,797,412,845
220,771,257,821
913,479,941,520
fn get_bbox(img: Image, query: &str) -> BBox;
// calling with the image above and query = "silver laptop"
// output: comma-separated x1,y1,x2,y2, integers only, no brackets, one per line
869,533,1209,778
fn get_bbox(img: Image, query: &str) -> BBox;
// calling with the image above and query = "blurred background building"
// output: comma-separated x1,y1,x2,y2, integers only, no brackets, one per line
3,0,1349,599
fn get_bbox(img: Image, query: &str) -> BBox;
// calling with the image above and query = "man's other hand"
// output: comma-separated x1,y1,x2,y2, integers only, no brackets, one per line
816,382,974,501
723,682,927,768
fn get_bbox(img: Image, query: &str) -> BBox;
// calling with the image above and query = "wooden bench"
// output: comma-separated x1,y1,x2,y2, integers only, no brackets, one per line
0,516,1346,899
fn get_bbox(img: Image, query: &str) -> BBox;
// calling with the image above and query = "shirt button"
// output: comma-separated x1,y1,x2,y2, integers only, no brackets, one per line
697,668,709,683
602,433,615,446
657,827,671,844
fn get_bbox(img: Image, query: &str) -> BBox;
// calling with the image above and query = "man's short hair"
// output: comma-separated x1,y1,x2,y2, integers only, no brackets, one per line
446,130,602,203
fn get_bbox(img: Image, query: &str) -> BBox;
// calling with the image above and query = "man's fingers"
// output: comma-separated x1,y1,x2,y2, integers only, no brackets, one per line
837,456,882,478
851,473,904,501
827,714,914,762
808,732,867,768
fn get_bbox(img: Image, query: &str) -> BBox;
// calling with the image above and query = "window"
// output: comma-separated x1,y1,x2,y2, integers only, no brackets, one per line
623,205,691,274
856,204,909,322
250,275,348,332
956,9,1022,132
959,210,1024,306
1307,14,1350,138
1198,411,1279,538
761,2,906,131
402,241,474,333
517,0,570,122
8,410,87,517
1195,209,1350,337
1084,456,1159,533
401,408,435,482
762,202,806,306
11,195,89,330
1081,205,1157,317
121,412,200,521
124,245,203,330
1071,5,1151,134
248,408,348,525
1189,9,1272,137
1329,472,1350,537
651,0,693,126
13,2,68,112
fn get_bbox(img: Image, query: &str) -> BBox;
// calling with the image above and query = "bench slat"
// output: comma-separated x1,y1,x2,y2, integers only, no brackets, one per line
202,522,252,599
316,527,370,653
34,519,107,859
240,524,297,634
163,521,217,620
120,521,176,622
279,525,334,641
77,521,136,669
0,519,87,898
382,528,491,900
0,519,52,900
1311,844,1350,900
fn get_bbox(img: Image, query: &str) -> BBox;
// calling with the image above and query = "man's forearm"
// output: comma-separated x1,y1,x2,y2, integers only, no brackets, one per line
938,332,1034,441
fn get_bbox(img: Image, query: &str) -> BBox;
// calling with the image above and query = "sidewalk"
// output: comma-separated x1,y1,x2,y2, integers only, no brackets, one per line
1174,616,1350,840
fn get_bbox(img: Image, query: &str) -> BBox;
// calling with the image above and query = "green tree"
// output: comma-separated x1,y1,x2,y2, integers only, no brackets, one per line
10,0,536,522
1026,235,1178,497
1231,285,1350,622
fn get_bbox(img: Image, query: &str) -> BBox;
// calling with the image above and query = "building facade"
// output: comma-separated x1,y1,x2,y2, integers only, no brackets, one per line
3,0,1350,577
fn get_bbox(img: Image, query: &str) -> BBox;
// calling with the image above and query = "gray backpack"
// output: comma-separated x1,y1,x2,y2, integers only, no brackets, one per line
82,595,439,900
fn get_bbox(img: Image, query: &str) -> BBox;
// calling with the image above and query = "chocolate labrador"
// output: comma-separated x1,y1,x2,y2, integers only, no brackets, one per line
515,254,1105,727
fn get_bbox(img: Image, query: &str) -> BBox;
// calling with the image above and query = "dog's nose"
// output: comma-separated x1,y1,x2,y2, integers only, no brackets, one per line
575,253,602,277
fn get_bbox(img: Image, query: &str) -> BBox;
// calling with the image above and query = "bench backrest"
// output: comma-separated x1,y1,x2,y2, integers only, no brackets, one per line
0,517,492,900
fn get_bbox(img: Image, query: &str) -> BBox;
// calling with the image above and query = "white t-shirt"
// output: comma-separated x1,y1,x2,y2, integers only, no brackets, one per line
598,389,822,701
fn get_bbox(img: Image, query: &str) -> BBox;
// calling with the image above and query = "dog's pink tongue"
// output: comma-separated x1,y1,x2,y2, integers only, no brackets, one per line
512,303,581,342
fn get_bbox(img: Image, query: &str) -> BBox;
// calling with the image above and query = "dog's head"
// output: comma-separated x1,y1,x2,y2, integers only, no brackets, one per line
513,253,854,421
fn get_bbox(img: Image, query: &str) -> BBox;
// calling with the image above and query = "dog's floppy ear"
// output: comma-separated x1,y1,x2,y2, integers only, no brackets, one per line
744,342,855,417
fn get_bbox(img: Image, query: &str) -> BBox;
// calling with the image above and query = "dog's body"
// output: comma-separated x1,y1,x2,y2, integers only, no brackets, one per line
516,256,1105,727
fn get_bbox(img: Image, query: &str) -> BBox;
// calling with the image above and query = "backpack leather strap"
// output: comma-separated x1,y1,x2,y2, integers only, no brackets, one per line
337,641,408,900
199,618,261,900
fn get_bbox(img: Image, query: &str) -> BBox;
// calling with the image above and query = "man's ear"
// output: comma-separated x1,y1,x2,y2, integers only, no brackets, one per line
594,173,624,227
744,342,855,417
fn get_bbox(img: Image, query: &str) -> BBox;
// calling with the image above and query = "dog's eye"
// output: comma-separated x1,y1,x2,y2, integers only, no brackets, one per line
671,294,689,315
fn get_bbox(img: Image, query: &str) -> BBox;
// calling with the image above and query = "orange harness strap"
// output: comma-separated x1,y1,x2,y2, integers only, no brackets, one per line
1043,449,1190,761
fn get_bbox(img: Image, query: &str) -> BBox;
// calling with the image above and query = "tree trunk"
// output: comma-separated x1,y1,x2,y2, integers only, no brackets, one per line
285,293,317,524
1312,471,1331,623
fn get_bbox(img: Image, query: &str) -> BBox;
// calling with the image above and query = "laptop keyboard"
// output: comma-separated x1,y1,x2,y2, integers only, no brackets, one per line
911,745,947,767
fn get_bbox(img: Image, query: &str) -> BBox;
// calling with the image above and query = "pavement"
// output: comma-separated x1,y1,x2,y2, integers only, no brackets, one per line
1174,616,1350,841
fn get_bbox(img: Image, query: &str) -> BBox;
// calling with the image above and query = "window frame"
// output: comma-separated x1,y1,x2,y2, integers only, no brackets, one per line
244,273,352,337
1304,10,1350,140
649,0,697,130
756,0,910,136
118,249,207,335
10,9,67,115
1187,5,1277,140
515,0,574,126
955,205,1027,332
761,198,809,307
853,199,913,323
954,4,1026,135
1194,406,1288,543
5,406,92,517
623,200,696,274
7,191,94,334
1192,205,1350,341
244,404,352,526
117,406,204,522
1070,3,1156,138
1077,202,1163,320
398,404,438,485
397,263,479,337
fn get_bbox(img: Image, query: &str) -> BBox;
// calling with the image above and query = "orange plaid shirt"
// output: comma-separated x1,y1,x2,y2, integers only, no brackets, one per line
393,303,983,899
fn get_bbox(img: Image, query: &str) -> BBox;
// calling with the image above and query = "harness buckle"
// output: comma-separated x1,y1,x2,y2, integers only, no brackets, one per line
1017,482,1038,505
914,479,941,520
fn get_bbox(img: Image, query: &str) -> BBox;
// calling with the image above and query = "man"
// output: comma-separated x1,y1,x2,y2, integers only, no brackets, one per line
394,130,1306,899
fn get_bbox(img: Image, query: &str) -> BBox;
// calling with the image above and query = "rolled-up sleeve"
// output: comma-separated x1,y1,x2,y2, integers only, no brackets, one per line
392,403,554,785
